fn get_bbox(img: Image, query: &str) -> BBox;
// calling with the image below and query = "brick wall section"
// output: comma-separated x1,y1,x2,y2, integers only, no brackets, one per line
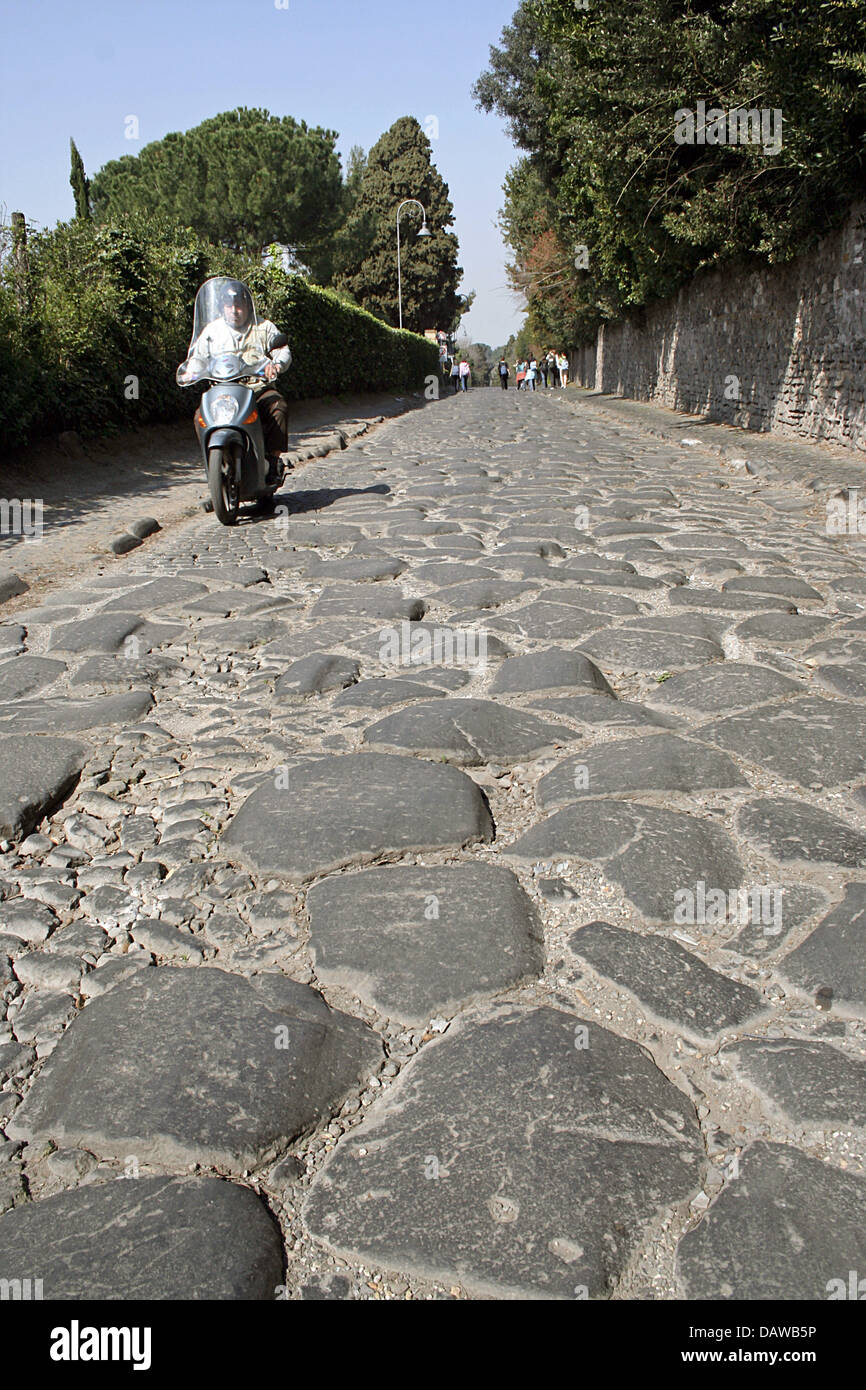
571,201,866,453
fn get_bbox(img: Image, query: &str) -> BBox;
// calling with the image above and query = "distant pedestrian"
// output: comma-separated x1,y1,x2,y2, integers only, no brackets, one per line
450,359,460,393
459,358,470,392
498,357,509,389
548,351,559,388
527,358,538,391
557,352,569,388
516,360,526,390
540,355,549,389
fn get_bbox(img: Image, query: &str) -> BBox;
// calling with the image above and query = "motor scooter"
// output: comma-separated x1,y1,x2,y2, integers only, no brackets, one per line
177,277,290,526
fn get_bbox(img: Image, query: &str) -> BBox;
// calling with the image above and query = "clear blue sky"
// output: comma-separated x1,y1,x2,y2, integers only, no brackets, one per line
0,0,526,347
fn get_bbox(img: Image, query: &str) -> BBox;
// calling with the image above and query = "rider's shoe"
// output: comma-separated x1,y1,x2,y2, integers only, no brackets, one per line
265,454,283,486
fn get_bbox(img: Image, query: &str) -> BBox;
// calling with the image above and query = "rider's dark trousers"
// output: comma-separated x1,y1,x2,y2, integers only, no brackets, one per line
257,388,289,455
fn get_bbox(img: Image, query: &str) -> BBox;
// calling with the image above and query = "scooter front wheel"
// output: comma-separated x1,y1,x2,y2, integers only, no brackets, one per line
207,447,240,526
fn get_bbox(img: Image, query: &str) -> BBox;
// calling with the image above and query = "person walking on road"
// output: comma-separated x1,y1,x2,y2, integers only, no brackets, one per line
498,357,509,389
557,352,570,388
540,354,549,390
548,351,559,389
515,360,526,391
459,358,471,392
527,358,538,391
449,359,460,394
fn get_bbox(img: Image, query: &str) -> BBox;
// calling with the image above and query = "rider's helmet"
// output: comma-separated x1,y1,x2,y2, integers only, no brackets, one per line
219,280,253,327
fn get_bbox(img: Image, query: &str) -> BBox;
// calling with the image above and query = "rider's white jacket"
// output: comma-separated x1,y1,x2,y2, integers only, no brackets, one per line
190,318,291,391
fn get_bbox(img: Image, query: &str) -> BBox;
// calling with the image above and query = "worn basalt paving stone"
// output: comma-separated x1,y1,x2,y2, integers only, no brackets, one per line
536,734,746,811
644,663,803,714
568,921,768,1041
721,1039,866,1128
331,678,446,711
580,626,723,672
0,691,153,735
191,617,292,650
306,864,543,1026
69,653,180,689
362,699,572,767
0,656,67,702
505,801,744,921
312,557,407,583
676,1142,866,1299
432,579,538,610
274,653,360,702
502,601,617,643
777,884,866,1017
736,797,866,867
304,1007,704,1298
724,883,830,955
181,590,295,617
262,621,375,662
101,578,210,611
222,753,493,881
702,696,866,788
814,662,866,700
489,647,613,696
311,586,425,622
0,735,87,841
666,588,794,613
354,622,509,670
735,613,834,645
723,576,824,603
0,1176,283,1300
47,614,150,655
8,968,382,1172
530,695,681,730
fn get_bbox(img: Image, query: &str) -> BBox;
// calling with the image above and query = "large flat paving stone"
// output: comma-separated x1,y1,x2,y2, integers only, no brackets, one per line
580,623,723,672
702,696,866,788
306,865,543,1026
536,734,746,811
645,662,802,714
222,753,493,881
101,578,209,612
0,656,67,702
491,601,611,643
362,699,571,767
49,615,181,654
569,921,768,1042
777,884,866,1017
721,1038,866,1128
505,801,744,921
274,653,360,702
489,647,612,696
531,694,680,731
0,691,153,736
332,678,447,711
737,797,866,867
0,734,87,841
304,1007,704,1298
676,1142,866,1299
8,968,381,1172
311,586,425,622
0,1176,283,1300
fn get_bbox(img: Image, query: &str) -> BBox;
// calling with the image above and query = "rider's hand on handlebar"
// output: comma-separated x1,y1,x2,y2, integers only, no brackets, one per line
263,361,279,382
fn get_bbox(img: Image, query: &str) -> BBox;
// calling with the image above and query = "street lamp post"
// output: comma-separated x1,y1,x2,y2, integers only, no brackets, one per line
396,199,430,331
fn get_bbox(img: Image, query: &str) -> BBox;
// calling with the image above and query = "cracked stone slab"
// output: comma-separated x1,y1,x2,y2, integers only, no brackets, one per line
489,647,613,696
0,735,87,841
222,753,493,881
274,653,360,702
101,578,210,612
724,882,829,955
49,615,181,654
536,734,746,811
69,653,180,689
306,864,543,1027
498,602,612,643
332,678,447,711
0,656,67,702
701,696,866,788
569,921,768,1042
310,586,425,622
362,699,572,766
676,1142,866,1299
8,967,382,1172
504,801,744,921
305,1006,704,1298
0,691,153,736
580,624,723,672
723,576,824,603
531,695,681,730
645,663,802,714
777,884,866,1017
737,797,866,867
721,1039,866,1129
735,613,833,645
0,1176,283,1299
354,622,510,669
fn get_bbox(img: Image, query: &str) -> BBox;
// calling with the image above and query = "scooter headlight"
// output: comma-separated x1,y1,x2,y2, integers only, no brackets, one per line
212,394,239,425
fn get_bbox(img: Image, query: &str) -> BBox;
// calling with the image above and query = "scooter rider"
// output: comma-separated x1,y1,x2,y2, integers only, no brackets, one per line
184,281,291,483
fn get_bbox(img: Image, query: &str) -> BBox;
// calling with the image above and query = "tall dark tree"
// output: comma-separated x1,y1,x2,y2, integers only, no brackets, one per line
334,117,468,333
90,109,344,262
69,139,91,221
476,0,866,341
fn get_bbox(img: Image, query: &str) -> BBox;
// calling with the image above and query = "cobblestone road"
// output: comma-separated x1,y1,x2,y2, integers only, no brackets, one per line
1,388,865,1300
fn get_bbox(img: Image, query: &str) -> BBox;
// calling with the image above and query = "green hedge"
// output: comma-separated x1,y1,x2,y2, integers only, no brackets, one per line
0,215,438,452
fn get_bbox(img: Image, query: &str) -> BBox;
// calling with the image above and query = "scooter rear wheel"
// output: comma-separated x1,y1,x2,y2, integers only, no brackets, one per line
207,447,240,526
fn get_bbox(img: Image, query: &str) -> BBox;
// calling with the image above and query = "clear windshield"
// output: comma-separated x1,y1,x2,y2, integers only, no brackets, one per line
177,277,263,386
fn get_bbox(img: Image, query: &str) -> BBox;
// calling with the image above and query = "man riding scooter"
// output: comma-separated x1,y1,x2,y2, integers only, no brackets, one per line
182,279,291,483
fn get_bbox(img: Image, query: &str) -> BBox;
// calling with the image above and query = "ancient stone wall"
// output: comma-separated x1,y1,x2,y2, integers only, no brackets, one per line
571,201,866,452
